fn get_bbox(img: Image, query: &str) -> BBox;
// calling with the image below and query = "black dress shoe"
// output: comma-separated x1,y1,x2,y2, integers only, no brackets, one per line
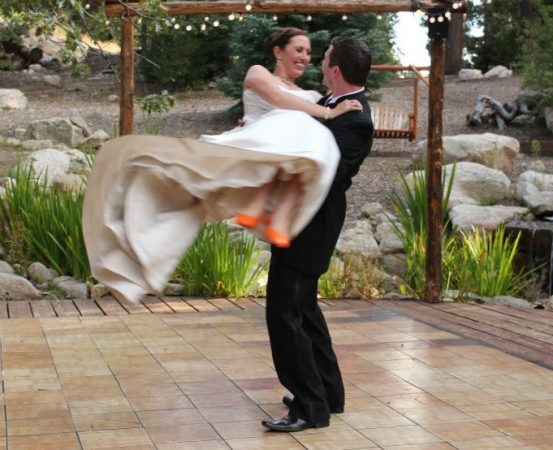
262,415,329,432
282,394,344,414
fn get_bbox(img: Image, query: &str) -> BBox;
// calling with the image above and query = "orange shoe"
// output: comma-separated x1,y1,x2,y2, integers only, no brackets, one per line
265,227,291,248
236,213,261,228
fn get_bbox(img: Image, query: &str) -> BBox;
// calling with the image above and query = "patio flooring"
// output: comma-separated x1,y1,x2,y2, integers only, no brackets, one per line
1,298,553,449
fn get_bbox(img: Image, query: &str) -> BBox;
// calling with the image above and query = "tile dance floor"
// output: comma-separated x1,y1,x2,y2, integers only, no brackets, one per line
1,298,553,449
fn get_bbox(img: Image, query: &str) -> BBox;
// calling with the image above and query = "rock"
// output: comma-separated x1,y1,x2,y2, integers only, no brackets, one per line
528,160,546,173
24,117,86,147
69,110,92,137
413,133,519,172
515,170,553,199
80,129,110,149
0,89,28,110
27,262,55,284
545,107,553,134
375,222,404,254
91,284,110,299
361,202,384,218
43,74,61,87
0,273,40,300
52,276,88,299
404,162,512,208
485,295,533,309
523,192,553,216
21,148,71,184
14,128,26,140
380,253,408,279
164,283,183,296
450,204,530,231
52,173,86,192
0,261,14,274
336,221,380,258
28,63,43,71
21,139,53,151
484,65,513,79
458,69,483,81
108,94,119,102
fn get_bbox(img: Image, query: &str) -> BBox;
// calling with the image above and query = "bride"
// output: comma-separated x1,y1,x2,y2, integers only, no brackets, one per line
82,27,362,303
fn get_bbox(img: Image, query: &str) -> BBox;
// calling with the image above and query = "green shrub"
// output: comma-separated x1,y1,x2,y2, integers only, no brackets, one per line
139,90,176,134
0,166,90,280
173,222,267,298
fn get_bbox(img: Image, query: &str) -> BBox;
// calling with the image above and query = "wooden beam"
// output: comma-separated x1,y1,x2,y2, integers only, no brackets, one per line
119,12,134,135
105,0,463,17
424,36,445,303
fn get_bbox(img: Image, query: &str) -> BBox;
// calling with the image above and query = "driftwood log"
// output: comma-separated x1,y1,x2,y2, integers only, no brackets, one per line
1,41,43,70
467,91,544,130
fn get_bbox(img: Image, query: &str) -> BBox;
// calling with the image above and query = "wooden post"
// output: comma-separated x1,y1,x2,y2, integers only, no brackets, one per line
424,20,447,303
119,11,134,136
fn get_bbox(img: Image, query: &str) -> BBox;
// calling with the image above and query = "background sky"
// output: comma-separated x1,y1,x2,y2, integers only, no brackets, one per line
394,12,430,66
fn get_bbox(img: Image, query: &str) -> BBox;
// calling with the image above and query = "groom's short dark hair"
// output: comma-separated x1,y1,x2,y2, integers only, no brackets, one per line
329,37,371,86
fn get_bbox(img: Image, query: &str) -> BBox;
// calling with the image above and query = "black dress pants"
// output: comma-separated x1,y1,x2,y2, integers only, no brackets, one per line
266,256,345,423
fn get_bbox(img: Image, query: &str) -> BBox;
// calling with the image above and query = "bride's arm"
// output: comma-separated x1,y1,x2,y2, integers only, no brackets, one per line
244,65,358,120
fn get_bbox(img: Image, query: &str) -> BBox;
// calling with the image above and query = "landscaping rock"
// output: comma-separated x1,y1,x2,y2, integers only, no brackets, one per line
27,262,55,284
450,205,530,231
0,89,27,110
164,283,183,296
0,273,40,300
22,148,71,184
53,276,88,299
458,69,483,80
91,283,110,299
24,117,86,147
336,220,380,258
484,65,513,79
413,133,519,172
0,261,14,274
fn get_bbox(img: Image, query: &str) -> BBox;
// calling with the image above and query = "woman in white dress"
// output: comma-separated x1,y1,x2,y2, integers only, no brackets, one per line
82,27,362,303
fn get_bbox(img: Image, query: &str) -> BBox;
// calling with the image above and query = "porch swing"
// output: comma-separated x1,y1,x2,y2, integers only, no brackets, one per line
370,64,429,141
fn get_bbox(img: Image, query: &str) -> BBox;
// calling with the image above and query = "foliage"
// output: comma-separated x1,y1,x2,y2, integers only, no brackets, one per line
140,15,235,89
451,226,532,298
139,89,175,134
0,166,90,280
173,222,267,298
466,0,553,72
318,254,386,299
388,166,456,299
215,13,397,99
521,0,553,106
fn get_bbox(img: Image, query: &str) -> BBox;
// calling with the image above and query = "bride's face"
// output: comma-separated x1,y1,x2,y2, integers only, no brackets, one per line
276,35,312,80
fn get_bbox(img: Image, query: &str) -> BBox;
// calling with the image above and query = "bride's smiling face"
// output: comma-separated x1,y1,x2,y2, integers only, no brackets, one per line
275,35,312,81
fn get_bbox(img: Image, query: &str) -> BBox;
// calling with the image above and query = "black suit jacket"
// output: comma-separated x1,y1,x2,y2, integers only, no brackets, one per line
271,91,374,275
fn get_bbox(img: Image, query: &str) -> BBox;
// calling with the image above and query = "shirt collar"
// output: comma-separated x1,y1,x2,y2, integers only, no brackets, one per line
326,88,364,104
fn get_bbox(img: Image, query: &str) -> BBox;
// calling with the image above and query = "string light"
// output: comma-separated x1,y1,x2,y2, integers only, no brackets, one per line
174,23,180,29
200,23,207,31
341,14,348,21
306,15,312,21
213,20,220,27
410,0,465,23
272,15,278,21
245,3,252,11
84,3,90,9
228,13,235,21
185,24,192,31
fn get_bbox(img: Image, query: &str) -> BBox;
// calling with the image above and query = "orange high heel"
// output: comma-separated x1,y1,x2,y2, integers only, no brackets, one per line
236,213,261,228
264,227,291,248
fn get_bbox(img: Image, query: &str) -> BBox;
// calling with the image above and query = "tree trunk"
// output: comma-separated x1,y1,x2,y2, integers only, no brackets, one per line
445,13,464,75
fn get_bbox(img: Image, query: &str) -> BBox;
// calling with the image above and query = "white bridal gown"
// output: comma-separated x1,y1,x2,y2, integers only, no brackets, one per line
82,87,340,303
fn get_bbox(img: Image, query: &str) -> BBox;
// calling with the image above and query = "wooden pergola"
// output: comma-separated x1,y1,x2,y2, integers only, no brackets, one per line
105,0,466,303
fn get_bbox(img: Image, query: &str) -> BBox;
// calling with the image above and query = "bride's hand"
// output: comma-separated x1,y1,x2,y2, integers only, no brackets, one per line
329,99,363,119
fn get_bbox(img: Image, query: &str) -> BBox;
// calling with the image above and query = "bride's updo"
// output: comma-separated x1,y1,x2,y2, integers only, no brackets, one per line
266,27,307,53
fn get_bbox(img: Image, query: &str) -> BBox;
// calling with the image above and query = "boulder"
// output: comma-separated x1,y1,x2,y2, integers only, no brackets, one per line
484,65,513,79
545,107,553,134
458,69,483,81
515,170,553,199
450,205,530,231
0,273,40,300
413,133,519,172
523,192,553,216
52,276,88,299
24,117,86,147
27,262,55,284
0,89,27,110
336,221,380,258
22,148,71,184
375,222,404,254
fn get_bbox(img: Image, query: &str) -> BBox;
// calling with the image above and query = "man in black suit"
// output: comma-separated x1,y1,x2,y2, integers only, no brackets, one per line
262,36,374,432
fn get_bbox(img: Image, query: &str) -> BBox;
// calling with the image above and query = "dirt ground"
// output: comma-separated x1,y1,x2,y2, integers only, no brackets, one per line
1,53,552,228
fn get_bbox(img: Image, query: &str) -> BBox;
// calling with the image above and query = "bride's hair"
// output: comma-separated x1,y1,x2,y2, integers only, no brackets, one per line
266,27,307,54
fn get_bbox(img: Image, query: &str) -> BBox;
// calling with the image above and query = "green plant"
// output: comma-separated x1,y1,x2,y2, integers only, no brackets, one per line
139,90,176,134
388,166,456,299
0,166,90,280
173,222,267,298
451,225,534,298
318,256,346,298
530,139,543,157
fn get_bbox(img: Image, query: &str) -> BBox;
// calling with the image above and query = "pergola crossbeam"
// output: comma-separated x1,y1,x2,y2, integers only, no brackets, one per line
105,1,462,16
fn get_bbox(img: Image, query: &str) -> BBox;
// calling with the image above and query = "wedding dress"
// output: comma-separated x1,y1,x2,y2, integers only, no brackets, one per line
82,87,340,303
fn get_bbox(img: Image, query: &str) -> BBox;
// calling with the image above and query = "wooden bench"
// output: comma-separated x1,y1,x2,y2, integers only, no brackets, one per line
370,65,429,141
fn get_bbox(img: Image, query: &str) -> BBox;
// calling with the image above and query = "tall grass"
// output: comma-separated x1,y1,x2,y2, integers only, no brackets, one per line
0,166,90,280
173,222,267,298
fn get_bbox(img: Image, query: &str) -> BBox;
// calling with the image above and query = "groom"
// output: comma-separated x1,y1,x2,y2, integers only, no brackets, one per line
262,36,374,432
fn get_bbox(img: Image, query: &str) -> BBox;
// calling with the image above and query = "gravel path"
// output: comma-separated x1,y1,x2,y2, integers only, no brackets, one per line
1,63,551,229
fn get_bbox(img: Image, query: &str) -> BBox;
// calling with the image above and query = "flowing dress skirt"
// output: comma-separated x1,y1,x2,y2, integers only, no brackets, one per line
82,109,339,303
